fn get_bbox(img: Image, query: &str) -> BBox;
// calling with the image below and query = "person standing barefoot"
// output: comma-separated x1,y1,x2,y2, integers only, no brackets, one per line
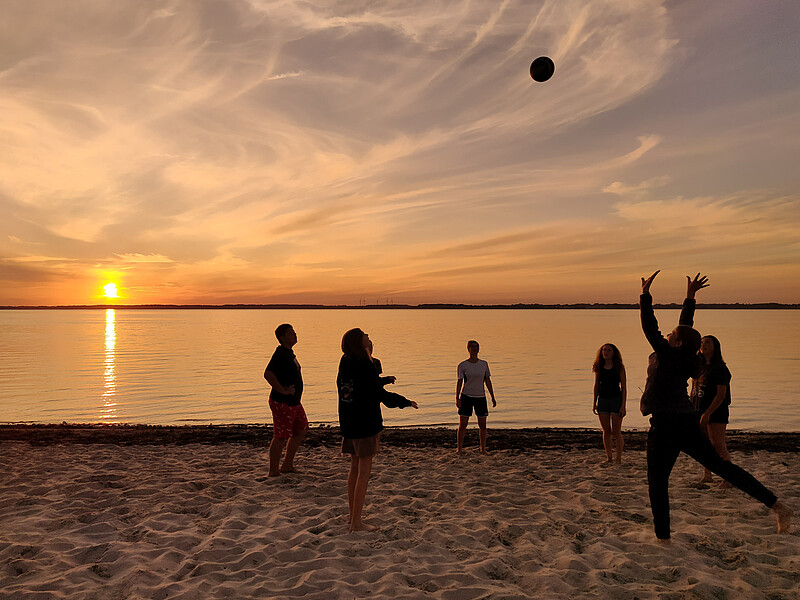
691,335,732,487
264,324,307,477
456,340,496,455
338,328,418,532
592,343,627,464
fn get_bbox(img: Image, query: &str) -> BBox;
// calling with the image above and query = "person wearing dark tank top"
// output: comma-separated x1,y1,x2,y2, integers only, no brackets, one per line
592,343,627,464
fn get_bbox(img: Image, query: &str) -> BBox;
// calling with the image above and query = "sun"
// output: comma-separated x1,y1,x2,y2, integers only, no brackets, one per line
103,283,120,298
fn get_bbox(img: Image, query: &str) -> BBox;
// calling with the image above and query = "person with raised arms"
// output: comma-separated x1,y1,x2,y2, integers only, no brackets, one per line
639,271,791,542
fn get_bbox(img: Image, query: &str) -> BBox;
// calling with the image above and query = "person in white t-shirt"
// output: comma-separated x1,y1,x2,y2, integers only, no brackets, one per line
455,340,497,454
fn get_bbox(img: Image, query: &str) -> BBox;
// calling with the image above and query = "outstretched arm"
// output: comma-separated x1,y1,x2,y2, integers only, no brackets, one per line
680,273,708,327
640,271,668,351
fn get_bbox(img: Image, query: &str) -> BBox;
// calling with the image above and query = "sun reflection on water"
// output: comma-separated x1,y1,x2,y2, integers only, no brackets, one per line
100,308,118,421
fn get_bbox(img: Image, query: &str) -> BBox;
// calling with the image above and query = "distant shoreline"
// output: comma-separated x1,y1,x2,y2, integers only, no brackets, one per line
1,302,798,310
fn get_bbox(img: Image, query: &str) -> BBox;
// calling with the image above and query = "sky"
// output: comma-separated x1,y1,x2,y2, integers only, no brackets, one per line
1,0,799,305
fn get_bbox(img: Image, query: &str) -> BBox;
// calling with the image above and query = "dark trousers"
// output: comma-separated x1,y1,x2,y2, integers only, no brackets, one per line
647,413,777,539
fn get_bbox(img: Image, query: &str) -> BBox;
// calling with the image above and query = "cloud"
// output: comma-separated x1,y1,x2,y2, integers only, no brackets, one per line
1,0,798,304
114,253,174,263
603,175,671,196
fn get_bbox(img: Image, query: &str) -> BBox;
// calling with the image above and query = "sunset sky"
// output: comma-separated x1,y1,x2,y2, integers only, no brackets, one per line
2,0,799,305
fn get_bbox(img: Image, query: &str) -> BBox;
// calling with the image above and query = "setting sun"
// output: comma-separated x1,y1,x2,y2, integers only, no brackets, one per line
103,283,119,298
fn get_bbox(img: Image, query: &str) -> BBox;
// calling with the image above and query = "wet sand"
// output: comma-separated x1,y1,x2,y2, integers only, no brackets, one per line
2,424,799,452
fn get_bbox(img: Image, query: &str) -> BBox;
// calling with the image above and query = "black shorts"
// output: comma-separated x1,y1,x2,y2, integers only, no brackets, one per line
596,395,623,415
458,394,489,418
698,402,730,424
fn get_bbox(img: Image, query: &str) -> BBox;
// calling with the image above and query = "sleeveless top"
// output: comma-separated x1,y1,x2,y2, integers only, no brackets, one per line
597,366,621,398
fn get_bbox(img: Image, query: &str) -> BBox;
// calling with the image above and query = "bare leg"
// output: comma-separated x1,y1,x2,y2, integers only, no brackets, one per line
350,455,377,532
269,437,287,477
611,414,624,464
773,501,793,533
706,423,731,488
347,454,358,522
456,416,469,453
477,417,488,454
698,423,714,482
598,414,612,463
281,428,307,473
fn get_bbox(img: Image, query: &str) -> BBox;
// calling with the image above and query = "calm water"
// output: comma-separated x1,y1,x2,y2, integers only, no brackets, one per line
1,309,799,431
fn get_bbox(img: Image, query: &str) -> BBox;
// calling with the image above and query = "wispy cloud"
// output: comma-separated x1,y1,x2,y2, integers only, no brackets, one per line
1,0,798,303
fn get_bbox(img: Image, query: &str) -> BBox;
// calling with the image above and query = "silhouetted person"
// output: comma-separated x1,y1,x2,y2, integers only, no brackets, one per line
456,340,496,454
691,334,733,487
338,328,418,532
592,343,627,464
264,323,307,477
640,271,791,541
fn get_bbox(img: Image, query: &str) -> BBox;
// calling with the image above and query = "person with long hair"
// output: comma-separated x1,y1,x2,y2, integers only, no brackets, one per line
337,328,418,532
691,335,732,487
640,271,791,542
592,343,627,464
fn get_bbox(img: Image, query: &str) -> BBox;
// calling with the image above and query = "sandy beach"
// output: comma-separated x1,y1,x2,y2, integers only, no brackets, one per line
1,427,798,599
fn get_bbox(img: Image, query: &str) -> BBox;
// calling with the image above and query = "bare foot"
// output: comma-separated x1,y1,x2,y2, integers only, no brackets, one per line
698,476,714,484
268,472,282,478
717,480,732,490
456,448,464,455
657,537,672,546
280,466,299,474
600,460,613,468
349,522,379,532
480,449,490,455
614,458,622,465
773,501,793,533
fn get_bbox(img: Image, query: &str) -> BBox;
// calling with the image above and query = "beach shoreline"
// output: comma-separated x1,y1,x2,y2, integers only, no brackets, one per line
1,423,799,452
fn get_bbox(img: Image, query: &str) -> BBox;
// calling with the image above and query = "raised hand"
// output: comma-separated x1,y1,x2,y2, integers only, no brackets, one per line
686,273,709,299
641,270,660,294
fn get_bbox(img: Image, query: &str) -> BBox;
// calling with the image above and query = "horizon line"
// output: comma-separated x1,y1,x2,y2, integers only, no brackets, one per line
1,302,798,310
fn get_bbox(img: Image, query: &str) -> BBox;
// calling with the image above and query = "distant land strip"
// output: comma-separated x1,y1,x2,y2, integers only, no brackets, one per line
2,303,798,310
1,424,799,452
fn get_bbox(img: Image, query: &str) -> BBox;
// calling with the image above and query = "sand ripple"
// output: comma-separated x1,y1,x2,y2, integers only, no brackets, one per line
1,442,798,599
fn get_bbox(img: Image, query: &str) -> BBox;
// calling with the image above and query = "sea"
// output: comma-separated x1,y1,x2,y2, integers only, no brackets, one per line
1,308,798,431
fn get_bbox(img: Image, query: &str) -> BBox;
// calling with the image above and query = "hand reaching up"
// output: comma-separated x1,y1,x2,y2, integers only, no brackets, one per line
686,273,709,299
641,270,660,294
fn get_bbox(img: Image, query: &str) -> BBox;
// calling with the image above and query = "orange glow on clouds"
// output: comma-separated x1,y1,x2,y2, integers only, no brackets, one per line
1,2,799,305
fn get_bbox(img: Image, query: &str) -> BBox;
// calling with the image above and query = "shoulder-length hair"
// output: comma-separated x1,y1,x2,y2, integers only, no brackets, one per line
341,328,369,360
592,343,624,374
701,335,725,367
